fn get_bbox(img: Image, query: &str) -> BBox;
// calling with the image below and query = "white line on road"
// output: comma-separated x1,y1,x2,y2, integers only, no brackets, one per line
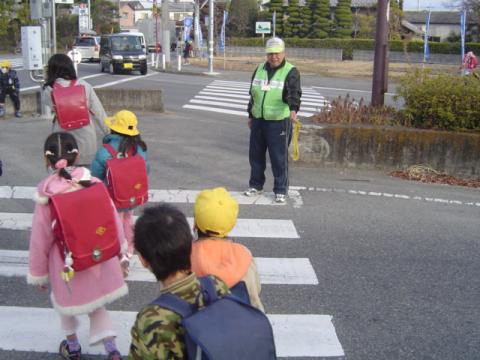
312,85,395,96
0,250,318,285
0,306,344,357
93,72,157,89
183,104,313,118
0,213,300,238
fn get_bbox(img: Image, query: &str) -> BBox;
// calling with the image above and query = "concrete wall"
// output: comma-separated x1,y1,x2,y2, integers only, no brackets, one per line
225,46,343,61
4,88,164,116
353,49,461,65
298,123,480,178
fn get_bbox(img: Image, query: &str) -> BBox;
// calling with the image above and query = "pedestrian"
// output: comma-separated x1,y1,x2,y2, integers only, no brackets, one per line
191,187,265,311
245,37,302,203
183,40,192,65
27,132,128,360
91,110,149,276
461,50,478,75
43,53,109,166
128,204,231,359
0,59,22,118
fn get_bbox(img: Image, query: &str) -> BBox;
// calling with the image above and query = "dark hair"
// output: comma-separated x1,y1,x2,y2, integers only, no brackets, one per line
44,132,91,187
43,54,77,89
134,204,192,281
111,131,148,156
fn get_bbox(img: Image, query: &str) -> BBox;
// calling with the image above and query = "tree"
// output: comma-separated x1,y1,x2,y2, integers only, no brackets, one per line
283,0,303,38
268,0,286,36
389,0,402,40
355,13,375,39
454,0,480,41
90,0,118,34
310,0,330,38
333,0,352,38
0,1,15,38
227,0,259,37
299,0,313,38
56,15,78,50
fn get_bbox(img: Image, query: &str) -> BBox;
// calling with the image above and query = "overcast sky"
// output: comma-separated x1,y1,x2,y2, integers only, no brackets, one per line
403,0,458,10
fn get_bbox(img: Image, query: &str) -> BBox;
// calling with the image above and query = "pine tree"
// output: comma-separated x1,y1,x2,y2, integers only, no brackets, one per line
284,0,303,38
269,0,285,36
334,0,353,38
300,0,313,38
310,0,330,38
228,0,259,36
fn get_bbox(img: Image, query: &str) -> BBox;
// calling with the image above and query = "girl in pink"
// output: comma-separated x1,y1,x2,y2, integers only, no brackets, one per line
27,132,128,360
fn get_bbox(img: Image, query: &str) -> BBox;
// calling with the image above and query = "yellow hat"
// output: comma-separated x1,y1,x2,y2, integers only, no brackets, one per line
194,187,239,238
0,60,11,69
265,37,285,54
104,110,139,136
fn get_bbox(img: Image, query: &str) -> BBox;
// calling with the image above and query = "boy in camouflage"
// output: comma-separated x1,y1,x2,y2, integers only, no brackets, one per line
128,204,230,359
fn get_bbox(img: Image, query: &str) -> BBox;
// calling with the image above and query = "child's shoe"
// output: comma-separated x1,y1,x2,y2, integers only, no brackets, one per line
14,111,22,118
59,339,82,360
107,350,122,360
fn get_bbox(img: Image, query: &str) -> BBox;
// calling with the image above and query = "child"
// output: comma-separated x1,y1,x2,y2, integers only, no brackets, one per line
0,59,22,117
128,204,231,359
90,109,149,275
44,54,109,165
27,132,128,360
192,187,265,311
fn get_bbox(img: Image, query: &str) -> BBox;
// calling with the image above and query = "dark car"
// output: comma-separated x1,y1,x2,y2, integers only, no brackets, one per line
99,33,148,75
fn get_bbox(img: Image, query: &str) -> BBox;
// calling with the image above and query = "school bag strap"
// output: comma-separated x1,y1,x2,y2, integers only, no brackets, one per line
103,143,134,159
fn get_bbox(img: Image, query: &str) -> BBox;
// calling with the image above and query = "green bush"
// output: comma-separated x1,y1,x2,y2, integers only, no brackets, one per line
395,69,480,131
226,37,480,56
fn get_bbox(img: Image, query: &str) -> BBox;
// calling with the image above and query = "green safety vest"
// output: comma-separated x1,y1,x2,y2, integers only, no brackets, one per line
251,61,294,120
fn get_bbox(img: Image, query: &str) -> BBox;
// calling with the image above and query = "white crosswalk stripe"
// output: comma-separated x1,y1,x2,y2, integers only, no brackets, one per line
183,80,329,118
0,185,345,358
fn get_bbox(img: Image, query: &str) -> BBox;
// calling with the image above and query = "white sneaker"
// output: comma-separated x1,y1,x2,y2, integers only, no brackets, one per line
275,194,286,203
244,188,263,197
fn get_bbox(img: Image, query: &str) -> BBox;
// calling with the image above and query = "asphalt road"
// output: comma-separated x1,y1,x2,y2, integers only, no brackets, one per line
0,62,479,359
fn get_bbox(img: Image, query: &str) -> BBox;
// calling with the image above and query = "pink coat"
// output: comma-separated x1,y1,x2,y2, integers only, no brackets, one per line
27,167,128,316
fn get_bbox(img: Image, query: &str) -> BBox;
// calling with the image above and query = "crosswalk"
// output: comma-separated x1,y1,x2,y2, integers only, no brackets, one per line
183,79,329,118
0,185,345,358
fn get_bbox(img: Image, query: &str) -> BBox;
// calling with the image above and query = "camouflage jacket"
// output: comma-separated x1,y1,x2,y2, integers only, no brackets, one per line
128,273,230,359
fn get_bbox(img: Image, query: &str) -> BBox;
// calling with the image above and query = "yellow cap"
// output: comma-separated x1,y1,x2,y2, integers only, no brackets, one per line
0,60,11,69
265,37,285,53
104,110,139,136
194,187,239,238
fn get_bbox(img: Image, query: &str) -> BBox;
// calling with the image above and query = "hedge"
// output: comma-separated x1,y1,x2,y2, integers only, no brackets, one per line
227,37,480,59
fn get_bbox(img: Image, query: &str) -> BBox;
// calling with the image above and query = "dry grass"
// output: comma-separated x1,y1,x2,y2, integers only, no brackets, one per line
189,56,458,80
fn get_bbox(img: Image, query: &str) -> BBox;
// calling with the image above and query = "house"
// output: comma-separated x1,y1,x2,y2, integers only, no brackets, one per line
403,11,476,41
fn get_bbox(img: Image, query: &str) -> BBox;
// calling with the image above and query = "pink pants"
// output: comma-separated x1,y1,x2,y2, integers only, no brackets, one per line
60,306,115,345
118,210,134,255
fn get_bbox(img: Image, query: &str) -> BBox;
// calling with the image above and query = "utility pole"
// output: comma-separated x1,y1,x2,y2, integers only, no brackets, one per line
51,0,57,53
162,0,170,63
371,0,389,107
207,0,214,73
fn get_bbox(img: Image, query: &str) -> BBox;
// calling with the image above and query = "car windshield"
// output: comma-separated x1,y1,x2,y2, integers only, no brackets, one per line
75,37,95,46
111,36,142,51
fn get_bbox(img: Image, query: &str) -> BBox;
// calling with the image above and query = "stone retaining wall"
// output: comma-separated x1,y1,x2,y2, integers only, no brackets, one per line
298,123,480,178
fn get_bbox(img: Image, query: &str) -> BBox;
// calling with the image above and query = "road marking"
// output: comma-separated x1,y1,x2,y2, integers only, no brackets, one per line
0,250,318,285
293,185,480,208
0,186,303,207
312,85,395,96
0,213,300,238
0,306,344,357
93,72,157,89
19,73,112,93
183,104,314,118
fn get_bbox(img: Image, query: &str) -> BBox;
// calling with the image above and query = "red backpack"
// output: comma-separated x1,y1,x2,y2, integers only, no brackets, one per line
51,80,91,130
104,144,149,210
49,182,120,271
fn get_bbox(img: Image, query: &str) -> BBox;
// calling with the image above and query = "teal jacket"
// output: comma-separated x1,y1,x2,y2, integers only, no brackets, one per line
91,133,150,182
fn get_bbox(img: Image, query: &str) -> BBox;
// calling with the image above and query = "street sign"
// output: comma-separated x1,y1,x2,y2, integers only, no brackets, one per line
67,49,82,65
255,22,271,34
79,14,89,33
55,0,74,3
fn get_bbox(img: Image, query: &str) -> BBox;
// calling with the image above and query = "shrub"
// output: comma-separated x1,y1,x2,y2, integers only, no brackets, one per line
312,95,402,126
395,69,480,131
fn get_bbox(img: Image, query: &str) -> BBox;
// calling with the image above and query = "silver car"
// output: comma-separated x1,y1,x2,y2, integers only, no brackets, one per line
72,36,101,62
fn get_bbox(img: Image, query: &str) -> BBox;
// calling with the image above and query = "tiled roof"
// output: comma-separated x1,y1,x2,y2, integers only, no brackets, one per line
404,11,475,25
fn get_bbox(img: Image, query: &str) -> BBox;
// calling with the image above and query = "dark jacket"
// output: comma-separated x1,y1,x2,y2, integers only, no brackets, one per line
247,58,301,118
0,70,19,92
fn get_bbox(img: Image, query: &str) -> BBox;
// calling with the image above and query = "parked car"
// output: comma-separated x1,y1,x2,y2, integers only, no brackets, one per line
99,33,148,75
72,36,101,62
